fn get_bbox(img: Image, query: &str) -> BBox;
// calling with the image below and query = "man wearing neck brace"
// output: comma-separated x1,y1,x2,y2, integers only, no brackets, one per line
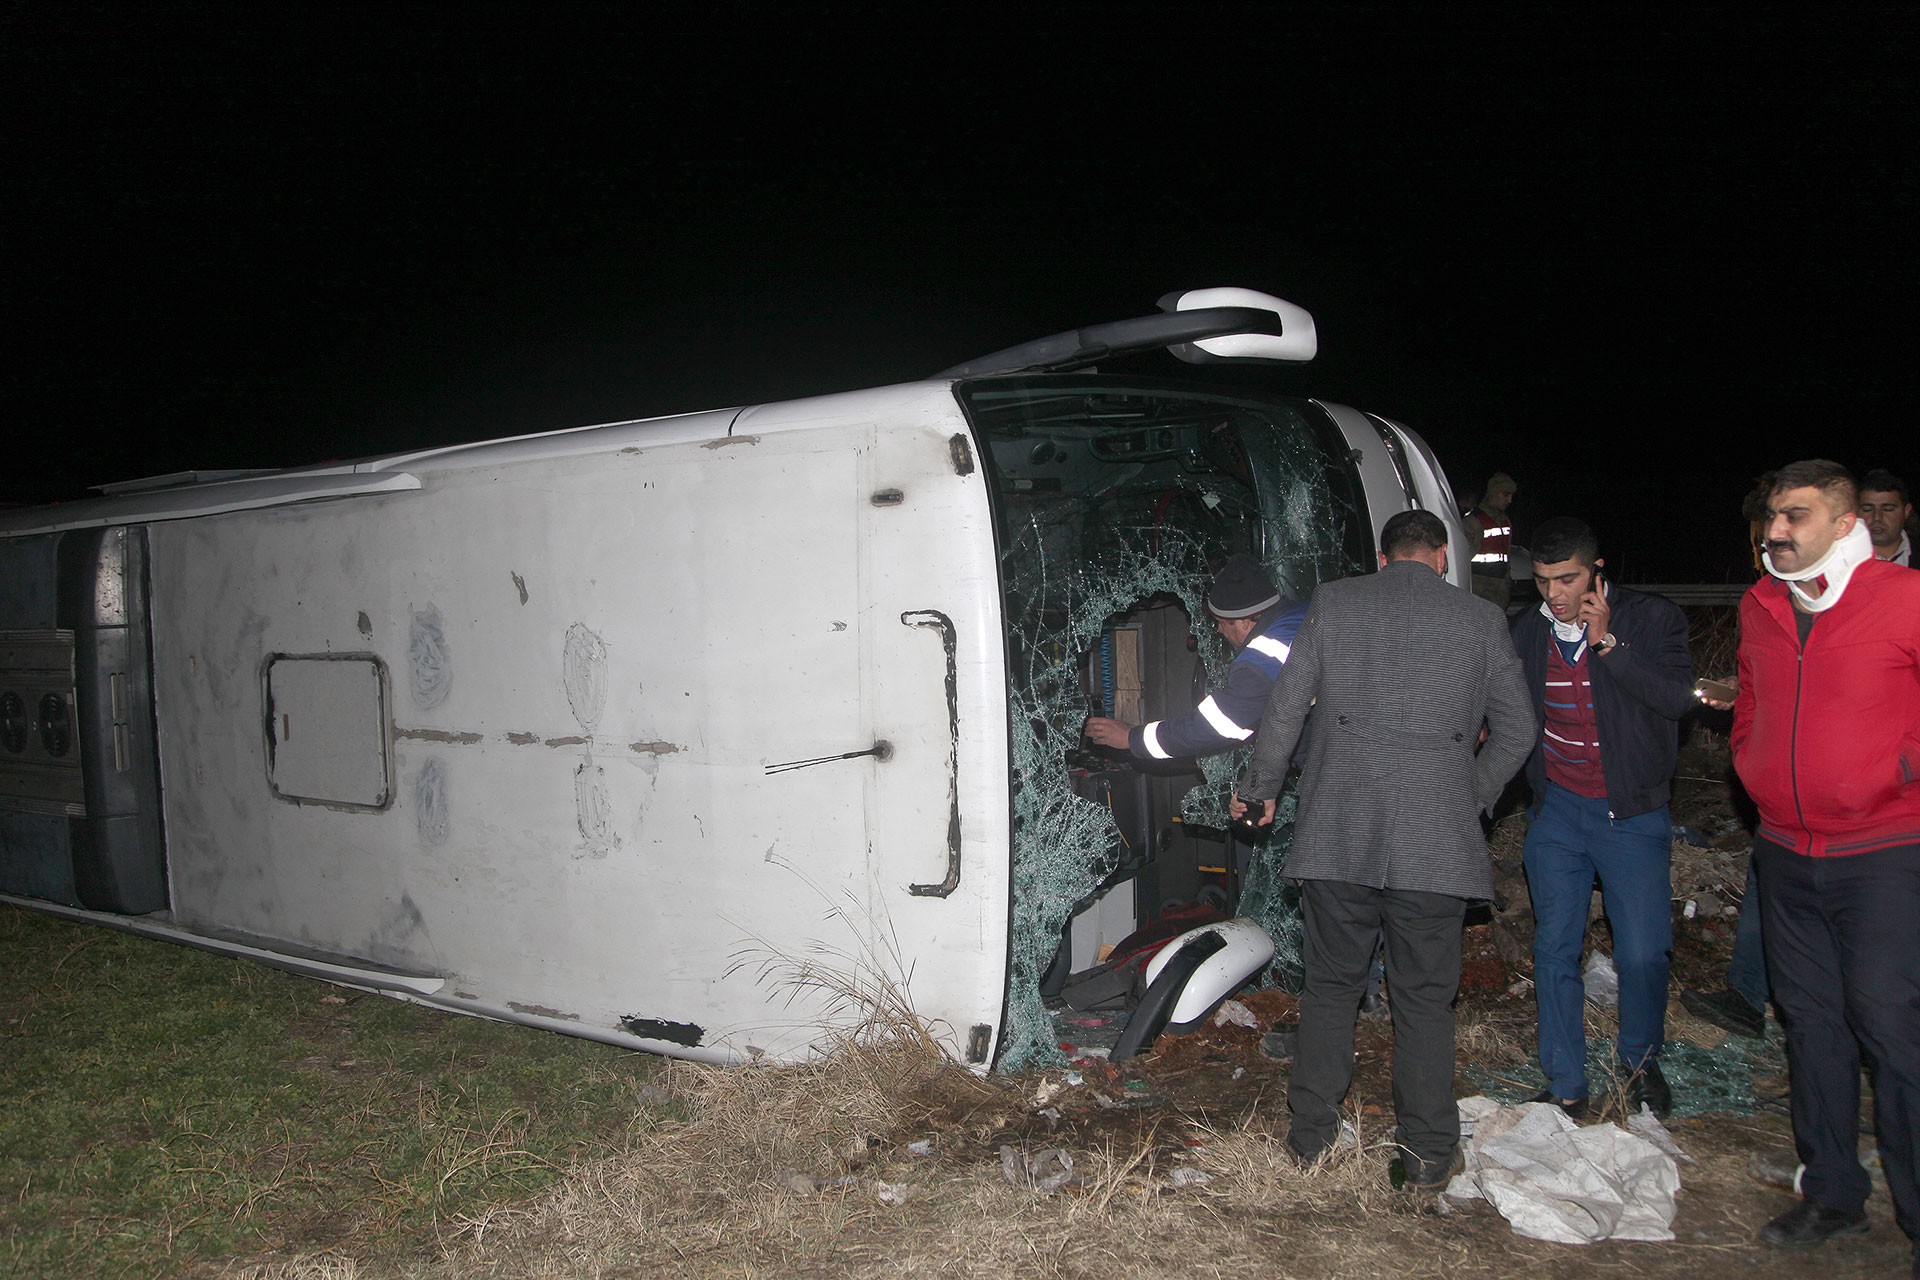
1509,517,1697,1121
1734,459,1920,1263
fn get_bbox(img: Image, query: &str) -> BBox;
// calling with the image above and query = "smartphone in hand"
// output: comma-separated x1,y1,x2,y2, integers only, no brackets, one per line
1694,677,1737,703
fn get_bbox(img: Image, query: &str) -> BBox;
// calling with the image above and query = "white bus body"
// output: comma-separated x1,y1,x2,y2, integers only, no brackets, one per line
0,296,1468,1069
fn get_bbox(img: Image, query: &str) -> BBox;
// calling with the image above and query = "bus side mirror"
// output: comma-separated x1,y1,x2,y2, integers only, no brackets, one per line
1161,287,1318,364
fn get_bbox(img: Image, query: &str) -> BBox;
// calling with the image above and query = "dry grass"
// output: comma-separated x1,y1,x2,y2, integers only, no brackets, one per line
73,719,1920,1279
205,1013,1883,1280
1684,605,1741,681
213,1036,1458,1280
1456,1002,1532,1072
198,825,1905,1280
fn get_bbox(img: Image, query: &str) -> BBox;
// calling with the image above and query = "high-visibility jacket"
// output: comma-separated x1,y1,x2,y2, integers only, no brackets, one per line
1126,601,1309,760
1467,506,1513,576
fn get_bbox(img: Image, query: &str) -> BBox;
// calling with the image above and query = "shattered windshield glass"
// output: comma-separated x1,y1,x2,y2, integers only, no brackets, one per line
958,376,1374,1069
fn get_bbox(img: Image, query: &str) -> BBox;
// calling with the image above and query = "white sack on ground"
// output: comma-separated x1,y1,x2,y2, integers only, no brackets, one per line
1445,1097,1682,1244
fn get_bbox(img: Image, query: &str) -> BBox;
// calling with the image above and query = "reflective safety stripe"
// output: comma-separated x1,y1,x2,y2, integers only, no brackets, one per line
1481,523,1512,537
1142,721,1172,759
1197,695,1255,741
1472,551,1509,563
1246,635,1292,661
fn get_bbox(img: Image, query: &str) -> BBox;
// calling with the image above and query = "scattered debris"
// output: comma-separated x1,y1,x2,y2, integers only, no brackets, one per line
1211,999,1259,1029
776,1168,835,1195
1032,1078,1069,1107
1748,1150,1801,1193
999,1145,1077,1194
1582,951,1619,1007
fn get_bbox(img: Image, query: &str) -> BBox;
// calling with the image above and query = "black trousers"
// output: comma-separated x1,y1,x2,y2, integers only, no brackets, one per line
1288,879,1467,1165
1756,836,1920,1242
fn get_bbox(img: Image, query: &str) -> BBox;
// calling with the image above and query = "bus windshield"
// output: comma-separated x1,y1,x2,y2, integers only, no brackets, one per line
957,375,1373,1069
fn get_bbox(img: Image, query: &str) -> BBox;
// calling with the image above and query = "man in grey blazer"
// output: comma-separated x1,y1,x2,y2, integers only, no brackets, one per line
1236,509,1535,1188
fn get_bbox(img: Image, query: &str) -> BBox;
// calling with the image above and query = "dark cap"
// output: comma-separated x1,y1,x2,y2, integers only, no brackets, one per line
1206,554,1282,618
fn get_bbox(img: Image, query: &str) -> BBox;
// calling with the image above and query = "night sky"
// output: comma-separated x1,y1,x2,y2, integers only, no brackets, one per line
7,6,1914,582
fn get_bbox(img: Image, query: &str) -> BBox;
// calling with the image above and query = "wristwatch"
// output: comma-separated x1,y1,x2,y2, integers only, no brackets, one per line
1592,632,1619,655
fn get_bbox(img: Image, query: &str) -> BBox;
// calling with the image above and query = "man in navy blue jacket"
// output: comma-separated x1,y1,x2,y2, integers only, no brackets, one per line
1086,554,1306,762
1510,518,1696,1119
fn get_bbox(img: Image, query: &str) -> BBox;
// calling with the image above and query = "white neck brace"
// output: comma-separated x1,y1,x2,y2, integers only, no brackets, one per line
1765,520,1874,612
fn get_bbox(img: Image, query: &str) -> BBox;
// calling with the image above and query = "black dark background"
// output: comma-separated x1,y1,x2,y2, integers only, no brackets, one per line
7,5,1914,581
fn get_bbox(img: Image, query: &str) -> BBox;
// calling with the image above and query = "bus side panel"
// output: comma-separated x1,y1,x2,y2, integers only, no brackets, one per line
60,527,168,913
0,533,76,904
145,398,1010,1062
0,528,167,912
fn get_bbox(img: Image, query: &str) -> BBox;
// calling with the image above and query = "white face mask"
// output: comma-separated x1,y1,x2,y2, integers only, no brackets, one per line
1764,520,1874,612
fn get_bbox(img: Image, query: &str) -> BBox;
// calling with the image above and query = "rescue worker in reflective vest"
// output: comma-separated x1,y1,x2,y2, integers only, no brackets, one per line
1465,472,1517,609
1084,554,1307,762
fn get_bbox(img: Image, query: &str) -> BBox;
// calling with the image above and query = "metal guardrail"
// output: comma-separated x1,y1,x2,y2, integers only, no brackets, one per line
1631,584,1752,607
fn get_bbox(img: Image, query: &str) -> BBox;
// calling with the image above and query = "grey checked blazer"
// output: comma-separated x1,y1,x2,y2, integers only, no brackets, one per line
1242,558,1536,900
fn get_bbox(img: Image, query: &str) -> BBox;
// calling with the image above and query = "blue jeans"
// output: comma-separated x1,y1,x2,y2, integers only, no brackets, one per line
1524,783,1673,1099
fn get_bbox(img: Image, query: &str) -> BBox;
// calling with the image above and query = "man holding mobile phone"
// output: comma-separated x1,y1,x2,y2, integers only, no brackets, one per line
1509,517,1696,1119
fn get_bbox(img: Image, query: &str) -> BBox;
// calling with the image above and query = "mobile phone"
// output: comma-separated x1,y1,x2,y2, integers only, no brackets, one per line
1694,677,1737,702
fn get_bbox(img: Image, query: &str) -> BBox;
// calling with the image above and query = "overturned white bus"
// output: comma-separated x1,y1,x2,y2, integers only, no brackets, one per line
0,289,1468,1071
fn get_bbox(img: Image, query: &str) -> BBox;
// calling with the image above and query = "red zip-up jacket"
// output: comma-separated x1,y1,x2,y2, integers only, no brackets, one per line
1732,558,1920,856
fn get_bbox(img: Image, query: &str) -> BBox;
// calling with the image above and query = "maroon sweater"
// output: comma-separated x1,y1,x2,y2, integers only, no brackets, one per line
1542,642,1607,799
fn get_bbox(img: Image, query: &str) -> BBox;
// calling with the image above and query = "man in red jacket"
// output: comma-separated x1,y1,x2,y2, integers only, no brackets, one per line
1734,459,1920,1268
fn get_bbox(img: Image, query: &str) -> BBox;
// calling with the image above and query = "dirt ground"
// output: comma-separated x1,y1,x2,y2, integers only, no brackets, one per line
965,729,1912,1279
206,730,1913,1279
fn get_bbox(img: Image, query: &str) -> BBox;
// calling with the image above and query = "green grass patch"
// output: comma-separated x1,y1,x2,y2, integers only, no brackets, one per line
0,905,659,1278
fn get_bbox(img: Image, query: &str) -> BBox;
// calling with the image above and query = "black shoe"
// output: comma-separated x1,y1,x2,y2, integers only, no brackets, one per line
1681,986,1765,1038
1625,1059,1671,1119
1759,1198,1868,1249
1528,1089,1590,1121
1285,1137,1326,1168
1392,1146,1462,1191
